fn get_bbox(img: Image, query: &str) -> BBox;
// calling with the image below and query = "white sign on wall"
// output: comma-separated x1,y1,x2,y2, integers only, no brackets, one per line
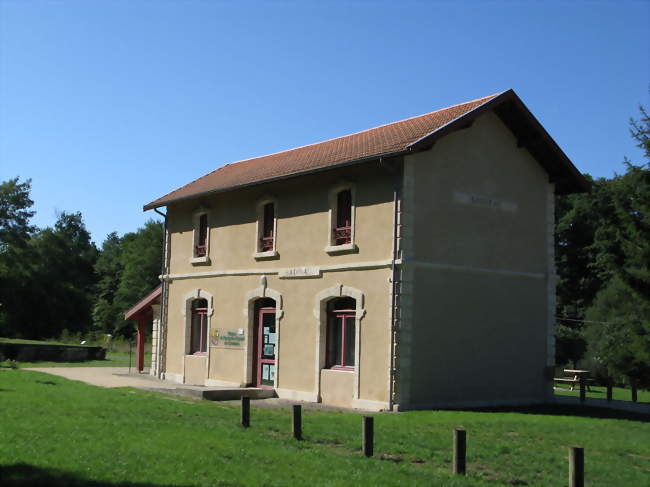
453,191,518,213
279,266,321,279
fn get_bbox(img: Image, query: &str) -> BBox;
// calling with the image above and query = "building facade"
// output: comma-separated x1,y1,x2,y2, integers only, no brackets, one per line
143,90,587,411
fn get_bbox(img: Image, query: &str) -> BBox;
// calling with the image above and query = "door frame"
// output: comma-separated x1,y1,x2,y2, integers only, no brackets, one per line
254,306,277,388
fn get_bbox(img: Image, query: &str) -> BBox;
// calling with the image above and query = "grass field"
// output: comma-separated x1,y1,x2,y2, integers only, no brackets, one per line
554,384,650,403
1,369,648,486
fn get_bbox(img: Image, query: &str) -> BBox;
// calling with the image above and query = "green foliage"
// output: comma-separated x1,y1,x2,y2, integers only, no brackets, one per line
0,177,37,337
92,221,163,337
92,232,124,334
584,277,650,386
0,177,35,248
555,105,650,385
20,212,98,339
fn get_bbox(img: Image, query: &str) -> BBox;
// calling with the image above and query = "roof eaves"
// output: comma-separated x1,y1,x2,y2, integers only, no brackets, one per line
142,147,412,211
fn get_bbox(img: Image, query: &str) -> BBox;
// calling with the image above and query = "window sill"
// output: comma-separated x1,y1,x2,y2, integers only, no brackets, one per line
253,250,279,260
324,243,358,255
327,366,355,372
187,352,207,357
190,256,211,265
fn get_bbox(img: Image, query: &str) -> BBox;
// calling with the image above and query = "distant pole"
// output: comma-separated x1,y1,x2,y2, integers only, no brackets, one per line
606,381,613,402
630,378,637,403
241,396,250,427
362,416,374,457
579,376,586,403
128,339,132,374
292,405,302,440
568,446,584,487
453,429,466,475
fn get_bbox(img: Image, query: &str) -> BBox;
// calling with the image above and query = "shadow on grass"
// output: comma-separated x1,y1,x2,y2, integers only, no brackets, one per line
445,404,649,422
0,464,200,487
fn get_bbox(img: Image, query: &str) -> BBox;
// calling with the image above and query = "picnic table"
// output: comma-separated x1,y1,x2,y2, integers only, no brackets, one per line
554,369,593,391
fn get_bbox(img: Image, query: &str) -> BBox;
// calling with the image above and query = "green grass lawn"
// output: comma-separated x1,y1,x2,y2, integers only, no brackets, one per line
1,370,648,486
554,384,650,403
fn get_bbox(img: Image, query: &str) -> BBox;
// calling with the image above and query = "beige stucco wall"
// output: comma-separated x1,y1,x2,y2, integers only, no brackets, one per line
400,111,551,408
162,163,395,408
166,163,395,275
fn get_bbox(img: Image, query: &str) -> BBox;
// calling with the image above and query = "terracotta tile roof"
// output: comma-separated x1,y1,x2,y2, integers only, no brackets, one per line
144,93,502,209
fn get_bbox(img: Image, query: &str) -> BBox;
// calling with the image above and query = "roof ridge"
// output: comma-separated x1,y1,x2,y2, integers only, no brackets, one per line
149,92,503,204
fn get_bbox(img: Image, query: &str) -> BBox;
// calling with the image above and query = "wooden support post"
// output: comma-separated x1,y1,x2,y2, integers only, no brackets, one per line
136,318,146,373
630,378,637,403
568,446,584,487
362,416,374,457
579,377,586,403
241,396,250,428
292,405,302,440
453,428,466,475
606,382,613,402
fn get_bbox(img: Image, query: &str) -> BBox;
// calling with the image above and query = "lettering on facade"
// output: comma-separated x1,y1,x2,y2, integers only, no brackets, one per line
278,266,321,279
453,191,517,213
210,328,246,348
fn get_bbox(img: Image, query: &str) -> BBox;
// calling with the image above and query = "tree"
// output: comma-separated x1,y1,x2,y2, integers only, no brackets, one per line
0,177,35,249
584,276,650,387
19,212,98,339
92,232,124,334
0,177,37,337
93,220,163,337
555,105,650,377
554,176,619,364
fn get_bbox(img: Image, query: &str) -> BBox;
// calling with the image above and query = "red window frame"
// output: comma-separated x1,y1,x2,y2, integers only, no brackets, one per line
195,214,208,257
326,307,356,370
190,303,208,355
260,202,275,252
333,189,352,245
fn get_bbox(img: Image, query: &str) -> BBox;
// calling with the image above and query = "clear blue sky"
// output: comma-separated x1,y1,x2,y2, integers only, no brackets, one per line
1,1,648,244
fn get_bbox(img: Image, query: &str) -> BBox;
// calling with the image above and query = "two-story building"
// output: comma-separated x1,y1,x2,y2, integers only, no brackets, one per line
141,89,588,411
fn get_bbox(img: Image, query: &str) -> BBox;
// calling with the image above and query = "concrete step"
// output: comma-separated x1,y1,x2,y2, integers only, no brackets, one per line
171,387,277,401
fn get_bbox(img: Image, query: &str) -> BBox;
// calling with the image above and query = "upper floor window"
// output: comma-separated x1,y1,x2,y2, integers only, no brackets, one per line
191,210,210,265
196,214,208,257
326,183,357,254
260,202,275,252
334,190,352,245
254,197,279,260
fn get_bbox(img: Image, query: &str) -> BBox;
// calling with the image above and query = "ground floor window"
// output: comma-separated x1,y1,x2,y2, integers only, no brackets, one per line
326,297,356,370
190,298,208,354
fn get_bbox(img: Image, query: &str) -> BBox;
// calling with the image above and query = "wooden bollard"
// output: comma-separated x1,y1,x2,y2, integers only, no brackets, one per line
362,416,374,457
292,404,302,440
568,446,584,487
630,378,637,403
579,377,586,403
241,396,250,428
606,383,613,402
453,428,466,475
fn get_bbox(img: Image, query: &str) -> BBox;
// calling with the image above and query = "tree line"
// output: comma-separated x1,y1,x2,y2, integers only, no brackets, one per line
0,107,647,385
556,106,649,387
0,181,162,340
